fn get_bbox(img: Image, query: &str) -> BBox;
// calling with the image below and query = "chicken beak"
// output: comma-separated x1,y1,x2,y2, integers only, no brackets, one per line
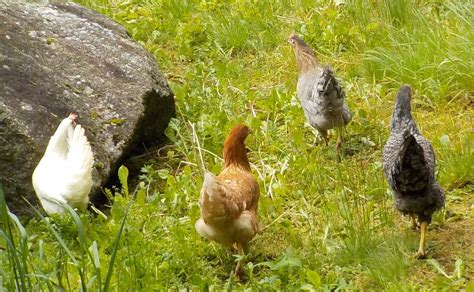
68,112,78,126
68,112,78,120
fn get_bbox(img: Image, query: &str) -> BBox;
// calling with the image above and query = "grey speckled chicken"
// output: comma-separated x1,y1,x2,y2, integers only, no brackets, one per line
288,33,352,152
383,85,445,259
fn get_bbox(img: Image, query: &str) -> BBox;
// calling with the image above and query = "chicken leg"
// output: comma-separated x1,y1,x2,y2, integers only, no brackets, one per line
233,242,245,278
411,215,419,230
415,221,428,259
336,125,343,152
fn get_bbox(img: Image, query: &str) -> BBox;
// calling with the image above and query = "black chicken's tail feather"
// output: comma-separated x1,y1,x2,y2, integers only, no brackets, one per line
395,131,430,195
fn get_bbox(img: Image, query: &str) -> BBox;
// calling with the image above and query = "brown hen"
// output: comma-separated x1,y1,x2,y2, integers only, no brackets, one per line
195,124,260,276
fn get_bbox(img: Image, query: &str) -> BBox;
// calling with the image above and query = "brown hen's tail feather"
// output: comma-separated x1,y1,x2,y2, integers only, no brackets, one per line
201,172,216,203
223,124,251,170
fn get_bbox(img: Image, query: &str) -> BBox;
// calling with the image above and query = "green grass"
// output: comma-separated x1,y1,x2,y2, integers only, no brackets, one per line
1,0,473,290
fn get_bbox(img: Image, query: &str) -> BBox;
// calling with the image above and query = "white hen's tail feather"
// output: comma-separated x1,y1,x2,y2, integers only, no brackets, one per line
67,125,94,176
32,118,94,215
63,124,94,204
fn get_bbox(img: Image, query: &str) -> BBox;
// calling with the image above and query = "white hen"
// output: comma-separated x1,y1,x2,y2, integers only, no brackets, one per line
32,113,94,215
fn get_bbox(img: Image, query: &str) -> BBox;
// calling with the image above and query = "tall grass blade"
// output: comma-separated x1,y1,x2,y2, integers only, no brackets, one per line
61,202,101,291
89,241,100,269
23,199,86,291
0,183,28,291
7,212,31,289
104,166,133,291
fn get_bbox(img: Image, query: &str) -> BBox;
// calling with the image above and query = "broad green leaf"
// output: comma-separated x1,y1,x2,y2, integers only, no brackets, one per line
427,259,451,279
439,134,450,147
118,165,129,196
306,269,321,288
454,259,463,280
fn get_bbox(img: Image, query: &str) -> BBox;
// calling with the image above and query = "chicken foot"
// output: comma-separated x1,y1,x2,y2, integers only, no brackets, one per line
316,129,329,146
415,221,428,259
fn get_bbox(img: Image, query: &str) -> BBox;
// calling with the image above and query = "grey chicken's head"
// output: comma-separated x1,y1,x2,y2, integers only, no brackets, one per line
288,33,303,47
288,33,318,73
391,85,414,130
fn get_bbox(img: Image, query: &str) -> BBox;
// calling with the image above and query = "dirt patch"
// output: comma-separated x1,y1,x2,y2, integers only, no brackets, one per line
405,186,473,286
431,188,474,280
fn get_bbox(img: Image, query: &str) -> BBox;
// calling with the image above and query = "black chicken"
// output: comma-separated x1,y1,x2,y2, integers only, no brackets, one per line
383,85,445,258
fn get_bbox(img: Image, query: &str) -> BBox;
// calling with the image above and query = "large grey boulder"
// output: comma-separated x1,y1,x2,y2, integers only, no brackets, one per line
0,1,175,216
